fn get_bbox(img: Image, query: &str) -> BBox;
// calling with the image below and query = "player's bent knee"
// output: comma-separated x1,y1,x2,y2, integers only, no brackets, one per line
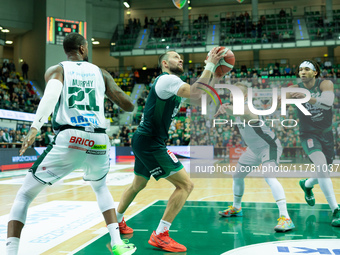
187,180,194,194
132,181,147,193
179,180,194,194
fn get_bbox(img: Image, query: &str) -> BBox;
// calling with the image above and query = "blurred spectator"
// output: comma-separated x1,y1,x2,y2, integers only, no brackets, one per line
14,130,23,143
324,59,332,69
261,33,268,43
284,65,291,76
21,124,29,134
279,8,286,18
257,21,262,37
241,64,247,73
156,17,162,28
203,14,209,24
321,68,328,78
278,32,283,42
133,69,140,83
317,17,324,27
316,28,322,39
337,69,340,78
251,23,257,38
0,130,4,146
44,127,54,145
291,64,297,75
137,97,145,106
260,15,266,25
35,130,43,147
283,31,290,41
329,68,336,79
244,11,250,20
8,61,16,72
327,28,333,39
324,16,330,27
2,128,12,143
144,16,149,28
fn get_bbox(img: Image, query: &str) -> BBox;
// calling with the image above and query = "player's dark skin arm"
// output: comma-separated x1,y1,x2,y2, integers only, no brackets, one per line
20,65,64,156
102,69,134,112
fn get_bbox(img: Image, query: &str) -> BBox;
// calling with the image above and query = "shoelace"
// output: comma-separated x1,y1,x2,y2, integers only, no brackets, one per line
225,205,235,212
158,230,170,237
277,216,287,225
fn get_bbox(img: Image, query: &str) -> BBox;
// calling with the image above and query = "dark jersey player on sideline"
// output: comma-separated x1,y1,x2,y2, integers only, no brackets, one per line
289,59,339,227
116,48,225,253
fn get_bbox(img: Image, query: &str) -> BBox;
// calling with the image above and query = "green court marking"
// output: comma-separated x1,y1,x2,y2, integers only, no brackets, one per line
75,201,340,255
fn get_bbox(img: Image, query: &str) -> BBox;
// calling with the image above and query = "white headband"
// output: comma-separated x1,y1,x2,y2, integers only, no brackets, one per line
300,61,316,71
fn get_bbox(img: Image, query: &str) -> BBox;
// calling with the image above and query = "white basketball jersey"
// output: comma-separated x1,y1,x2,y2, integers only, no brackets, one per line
52,61,106,131
237,116,278,150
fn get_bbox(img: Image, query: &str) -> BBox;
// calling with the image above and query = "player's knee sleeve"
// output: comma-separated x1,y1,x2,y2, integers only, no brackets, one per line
9,173,45,224
90,177,115,213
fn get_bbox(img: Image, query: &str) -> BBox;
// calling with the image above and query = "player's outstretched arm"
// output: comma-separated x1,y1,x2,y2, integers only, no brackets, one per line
290,81,334,109
177,47,225,99
102,69,134,112
20,65,64,156
186,73,224,106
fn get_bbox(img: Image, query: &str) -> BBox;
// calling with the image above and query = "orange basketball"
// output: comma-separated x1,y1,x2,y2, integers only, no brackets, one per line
206,47,235,77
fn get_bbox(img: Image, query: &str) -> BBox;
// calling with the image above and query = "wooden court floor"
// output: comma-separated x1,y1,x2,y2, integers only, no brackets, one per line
0,160,339,254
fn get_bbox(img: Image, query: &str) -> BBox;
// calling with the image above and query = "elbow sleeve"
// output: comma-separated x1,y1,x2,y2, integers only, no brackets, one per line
31,79,63,130
314,91,334,110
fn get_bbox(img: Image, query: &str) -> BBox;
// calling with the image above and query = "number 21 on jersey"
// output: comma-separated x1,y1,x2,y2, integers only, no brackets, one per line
68,87,99,111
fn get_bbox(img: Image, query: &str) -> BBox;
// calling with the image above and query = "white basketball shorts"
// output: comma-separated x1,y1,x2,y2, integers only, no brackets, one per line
238,139,282,166
29,128,110,185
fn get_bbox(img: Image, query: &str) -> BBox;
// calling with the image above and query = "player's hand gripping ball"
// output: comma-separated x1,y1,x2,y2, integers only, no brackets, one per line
206,47,235,77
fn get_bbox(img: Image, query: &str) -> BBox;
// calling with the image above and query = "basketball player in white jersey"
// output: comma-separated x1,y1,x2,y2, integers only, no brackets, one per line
214,82,295,232
6,33,136,255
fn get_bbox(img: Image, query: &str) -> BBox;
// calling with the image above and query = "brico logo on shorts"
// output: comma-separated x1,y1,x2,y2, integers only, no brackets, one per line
167,150,179,163
69,136,95,147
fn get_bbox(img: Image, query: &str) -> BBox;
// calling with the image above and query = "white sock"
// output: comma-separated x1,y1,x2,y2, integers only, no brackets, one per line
318,178,339,212
233,195,243,209
107,223,123,247
233,177,244,209
277,199,289,218
156,219,171,235
305,178,318,188
116,212,124,223
6,237,19,255
264,178,289,217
